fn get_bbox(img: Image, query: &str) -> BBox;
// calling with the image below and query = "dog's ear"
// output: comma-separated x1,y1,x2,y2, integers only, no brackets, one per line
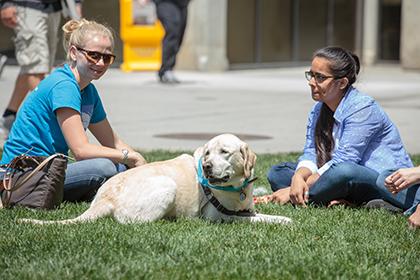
240,143,257,178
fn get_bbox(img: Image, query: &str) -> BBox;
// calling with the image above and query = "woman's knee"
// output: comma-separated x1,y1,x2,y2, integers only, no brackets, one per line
65,158,120,184
376,170,394,189
267,166,279,190
267,162,296,191
310,162,379,204
83,158,119,177
64,158,120,202
94,158,120,178
328,162,360,181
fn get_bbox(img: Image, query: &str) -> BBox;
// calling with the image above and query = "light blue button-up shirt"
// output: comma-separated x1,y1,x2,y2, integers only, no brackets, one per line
297,86,413,175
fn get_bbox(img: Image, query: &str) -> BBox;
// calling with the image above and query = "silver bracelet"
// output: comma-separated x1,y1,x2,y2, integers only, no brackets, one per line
121,149,129,165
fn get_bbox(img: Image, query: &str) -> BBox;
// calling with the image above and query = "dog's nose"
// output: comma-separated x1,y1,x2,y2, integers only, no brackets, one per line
203,162,212,172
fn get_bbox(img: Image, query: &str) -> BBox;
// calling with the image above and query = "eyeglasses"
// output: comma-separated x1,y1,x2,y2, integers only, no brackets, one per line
76,47,116,65
305,71,337,84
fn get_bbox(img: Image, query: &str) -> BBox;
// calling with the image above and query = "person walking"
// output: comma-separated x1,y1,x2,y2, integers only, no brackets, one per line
0,53,7,77
152,0,190,84
0,0,82,141
0,18,147,202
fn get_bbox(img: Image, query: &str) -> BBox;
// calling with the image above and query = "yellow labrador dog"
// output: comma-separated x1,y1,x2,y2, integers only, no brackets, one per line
20,134,291,225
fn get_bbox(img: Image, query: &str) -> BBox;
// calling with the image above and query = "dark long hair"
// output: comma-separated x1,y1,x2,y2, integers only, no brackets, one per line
313,46,360,167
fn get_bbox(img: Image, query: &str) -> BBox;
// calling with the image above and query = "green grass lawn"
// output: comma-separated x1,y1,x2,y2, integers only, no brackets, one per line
1,151,419,279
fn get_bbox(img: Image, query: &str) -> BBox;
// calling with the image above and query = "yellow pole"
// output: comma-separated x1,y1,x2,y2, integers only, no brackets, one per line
120,0,165,72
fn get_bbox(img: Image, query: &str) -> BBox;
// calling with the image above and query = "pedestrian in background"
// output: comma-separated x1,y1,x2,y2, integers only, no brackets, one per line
152,0,190,84
0,53,7,77
0,0,82,141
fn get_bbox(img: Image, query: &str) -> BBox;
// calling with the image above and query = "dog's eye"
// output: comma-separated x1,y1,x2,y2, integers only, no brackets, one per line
204,150,210,156
220,148,230,154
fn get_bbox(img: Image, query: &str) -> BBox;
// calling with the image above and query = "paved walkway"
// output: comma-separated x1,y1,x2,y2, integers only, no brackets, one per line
1,64,420,154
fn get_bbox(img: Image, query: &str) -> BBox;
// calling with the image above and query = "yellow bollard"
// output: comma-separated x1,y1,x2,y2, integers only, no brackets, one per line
120,0,164,72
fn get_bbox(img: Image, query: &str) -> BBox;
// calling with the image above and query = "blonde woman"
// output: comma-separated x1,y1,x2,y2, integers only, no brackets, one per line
0,19,146,202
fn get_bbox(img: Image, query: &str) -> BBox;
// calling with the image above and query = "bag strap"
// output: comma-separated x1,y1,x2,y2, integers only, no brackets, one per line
1,155,29,192
1,154,68,208
3,154,66,192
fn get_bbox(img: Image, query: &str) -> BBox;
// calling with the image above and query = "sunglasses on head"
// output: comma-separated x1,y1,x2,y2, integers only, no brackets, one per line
76,47,116,65
305,71,340,84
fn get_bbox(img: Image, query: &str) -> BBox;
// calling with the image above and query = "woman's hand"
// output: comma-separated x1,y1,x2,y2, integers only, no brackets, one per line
385,166,420,194
289,174,309,206
125,151,147,168
254,187,290,205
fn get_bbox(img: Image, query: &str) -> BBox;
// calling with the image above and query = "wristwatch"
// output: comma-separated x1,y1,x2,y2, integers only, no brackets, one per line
121,149,129,165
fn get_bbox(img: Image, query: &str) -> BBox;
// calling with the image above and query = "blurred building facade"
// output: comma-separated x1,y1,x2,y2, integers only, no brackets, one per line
0,0,419,71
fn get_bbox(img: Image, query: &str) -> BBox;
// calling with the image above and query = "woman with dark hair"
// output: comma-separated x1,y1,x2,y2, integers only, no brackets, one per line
256,46,414,209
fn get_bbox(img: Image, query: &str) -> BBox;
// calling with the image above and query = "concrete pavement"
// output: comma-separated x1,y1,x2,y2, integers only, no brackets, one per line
1,64,420,154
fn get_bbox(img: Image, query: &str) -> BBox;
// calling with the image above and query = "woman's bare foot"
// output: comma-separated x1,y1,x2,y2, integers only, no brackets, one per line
327,199,355,208
254,187,291,205
408,204,420,229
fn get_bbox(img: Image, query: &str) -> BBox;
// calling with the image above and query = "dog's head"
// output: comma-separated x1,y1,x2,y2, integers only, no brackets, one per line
194,134,256,186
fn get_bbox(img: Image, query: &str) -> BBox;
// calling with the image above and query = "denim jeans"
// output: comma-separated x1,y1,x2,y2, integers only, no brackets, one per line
267,161,382,206
376,170,420,215
64,158,127,202
0,158,127,203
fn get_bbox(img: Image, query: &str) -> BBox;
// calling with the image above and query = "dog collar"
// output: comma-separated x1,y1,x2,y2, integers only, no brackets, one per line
200,186,255,217
197,158,257,193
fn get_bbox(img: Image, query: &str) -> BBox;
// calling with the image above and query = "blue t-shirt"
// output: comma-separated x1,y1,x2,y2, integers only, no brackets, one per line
1,64,106,164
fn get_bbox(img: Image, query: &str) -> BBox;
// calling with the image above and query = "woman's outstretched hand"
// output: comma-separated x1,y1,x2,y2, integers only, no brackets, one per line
385,166,420,194
254,188,291,205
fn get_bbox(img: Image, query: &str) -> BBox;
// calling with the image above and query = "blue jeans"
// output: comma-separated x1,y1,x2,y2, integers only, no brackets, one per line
376,170,420,215
0,158,127,203
267,162,382,206
64,158,127,202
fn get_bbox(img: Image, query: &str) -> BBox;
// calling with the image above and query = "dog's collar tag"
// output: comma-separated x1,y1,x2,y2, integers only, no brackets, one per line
239,190,246,201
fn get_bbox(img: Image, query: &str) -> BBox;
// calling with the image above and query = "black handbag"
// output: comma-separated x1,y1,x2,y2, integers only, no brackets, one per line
1,153,68,210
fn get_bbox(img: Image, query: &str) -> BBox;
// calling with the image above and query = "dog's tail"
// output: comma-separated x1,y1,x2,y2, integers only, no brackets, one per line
18,200,113,225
